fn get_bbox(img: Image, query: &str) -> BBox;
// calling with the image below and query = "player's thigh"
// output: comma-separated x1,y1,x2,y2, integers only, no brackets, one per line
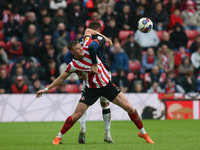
72,102,89,121
112,92,135,114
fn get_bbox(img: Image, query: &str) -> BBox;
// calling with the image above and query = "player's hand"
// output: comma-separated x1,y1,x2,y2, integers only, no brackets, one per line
105,38,113,46
77,72,87,80
36,89,46,98
91,64,98,74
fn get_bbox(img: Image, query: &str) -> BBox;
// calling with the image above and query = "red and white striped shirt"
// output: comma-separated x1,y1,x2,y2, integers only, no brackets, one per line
65,36,110,88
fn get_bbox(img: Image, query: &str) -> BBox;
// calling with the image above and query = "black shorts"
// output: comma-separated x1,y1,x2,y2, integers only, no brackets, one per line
79,81,121,106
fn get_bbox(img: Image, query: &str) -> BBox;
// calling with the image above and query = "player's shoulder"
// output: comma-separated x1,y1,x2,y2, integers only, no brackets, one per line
92,35,105,45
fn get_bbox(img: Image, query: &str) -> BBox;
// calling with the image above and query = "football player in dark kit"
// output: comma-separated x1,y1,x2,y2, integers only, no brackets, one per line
63,21,113,144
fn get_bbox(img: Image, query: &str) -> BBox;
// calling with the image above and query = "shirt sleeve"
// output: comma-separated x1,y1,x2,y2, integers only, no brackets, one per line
64,51,73,65
65,63,75,73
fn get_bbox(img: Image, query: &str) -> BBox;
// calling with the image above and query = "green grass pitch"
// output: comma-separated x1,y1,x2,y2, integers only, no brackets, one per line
0,120,200,150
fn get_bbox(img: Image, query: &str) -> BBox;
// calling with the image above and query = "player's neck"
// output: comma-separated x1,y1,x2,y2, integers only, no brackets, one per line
74,55,84,60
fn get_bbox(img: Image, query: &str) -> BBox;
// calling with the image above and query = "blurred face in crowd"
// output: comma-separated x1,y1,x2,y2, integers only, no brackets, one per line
29,25,36,34
76,33,83,39
34,80,41,89
11,36,17,44
78,26,85,34
156,3,162,12
48,48,55,56
147,48,155,57
179,47,185,54
187,4,194,10
28,12,35,22
0,47,5,55
0,63,6,70
8,14,14,23
28,37,36,44
43,16,51,24
174,9,180,16
40,9,47,16
168,72,175,79
166,80,173,88
161,45,168,53
197,48,200,54
152,66,159,75
135,84,142,93
0,69,7,80
119,69,126,77
59,84,66,93
58,23,65,30
171,0,177,5
183,58,190,65
49,61,56,70
91,12,99,20
128,34,134,43
152,82,158,90
16,79,24,87
29,60,34,67
162,32,170,42
16,67,23,75
140,0,147,5
196,36,200,44
123,5,130,14
114,42,122,53
74,5,80,12
108,20,116,28
175,26,181,32
44,35,52,44
22,0,27,3
57,9,64,15
106,6,112,15
62,46,69,55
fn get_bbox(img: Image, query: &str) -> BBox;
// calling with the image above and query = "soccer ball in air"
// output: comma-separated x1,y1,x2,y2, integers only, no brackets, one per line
138,17,153,33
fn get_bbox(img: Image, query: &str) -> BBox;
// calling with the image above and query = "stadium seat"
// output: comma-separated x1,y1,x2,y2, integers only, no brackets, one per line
66,0,71,4
111,72,118,77
163,0,169,5
3,10,11,16
144,73,150,89
0,41,5,48
155,31,163,41
0,31,4,41
187,40,194,49
128,60,141,72
127,72,134,82
168,30,173,34
9,62,14,72
46,85,57,93
185,30,199,40
0,21,3,30
121,40,126,46
79,84,83,93
65,84,78,93
119,30,134,41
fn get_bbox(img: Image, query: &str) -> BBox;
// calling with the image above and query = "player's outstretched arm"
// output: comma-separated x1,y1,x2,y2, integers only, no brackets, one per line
84,28,113,46
36,72,71,98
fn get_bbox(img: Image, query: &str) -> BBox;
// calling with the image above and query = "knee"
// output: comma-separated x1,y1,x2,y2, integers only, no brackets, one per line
101,102,109,107
125,106,135,114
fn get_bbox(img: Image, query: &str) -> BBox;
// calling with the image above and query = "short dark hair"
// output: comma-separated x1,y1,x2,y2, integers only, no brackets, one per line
48,59,55,64
68,41,79,51
88,21,101,31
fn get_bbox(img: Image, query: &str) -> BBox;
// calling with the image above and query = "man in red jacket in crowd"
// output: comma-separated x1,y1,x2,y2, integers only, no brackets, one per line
11,75,29,93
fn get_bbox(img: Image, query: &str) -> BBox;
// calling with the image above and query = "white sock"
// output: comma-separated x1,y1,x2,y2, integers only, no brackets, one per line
57,131,63,138
102,110,111,136
79,111,87,132
139,127,146,134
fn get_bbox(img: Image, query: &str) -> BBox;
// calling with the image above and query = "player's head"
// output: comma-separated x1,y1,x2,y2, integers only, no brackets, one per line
88,21,101,33
68,41,84,58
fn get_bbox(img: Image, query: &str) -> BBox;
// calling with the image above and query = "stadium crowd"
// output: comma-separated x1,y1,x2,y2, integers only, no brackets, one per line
0,0,200,94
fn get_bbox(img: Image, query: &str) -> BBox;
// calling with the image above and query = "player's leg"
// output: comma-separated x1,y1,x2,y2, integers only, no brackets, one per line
52,102,89,145
112,92,154,143
100,96,114,143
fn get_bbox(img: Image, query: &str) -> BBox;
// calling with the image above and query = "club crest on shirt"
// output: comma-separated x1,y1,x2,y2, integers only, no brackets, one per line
85,37,89,42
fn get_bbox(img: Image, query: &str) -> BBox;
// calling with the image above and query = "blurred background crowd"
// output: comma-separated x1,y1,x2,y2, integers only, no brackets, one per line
0,0,200,94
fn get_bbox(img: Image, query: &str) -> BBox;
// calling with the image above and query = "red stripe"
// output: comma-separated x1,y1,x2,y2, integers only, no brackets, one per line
84,53,91,59
87,72,92,88
99,69,109,85
72,61,90,71
96,73,103,87
79,59,92,67
91,74,96,88
100,63,110,80
65,63,71,72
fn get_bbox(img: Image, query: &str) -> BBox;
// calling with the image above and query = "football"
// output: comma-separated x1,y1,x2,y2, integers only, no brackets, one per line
138,17,153,33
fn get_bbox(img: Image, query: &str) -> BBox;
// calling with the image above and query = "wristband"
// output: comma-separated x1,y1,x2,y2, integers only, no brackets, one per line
45,87,49,92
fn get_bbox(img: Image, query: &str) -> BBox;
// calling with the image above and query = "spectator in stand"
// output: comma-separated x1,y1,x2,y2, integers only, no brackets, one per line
132,6,146,31
168,9,183,30
112,68,130,93
101,6,116,25
17,0,32,16
29,0,50,14
164,0,180,15
57,46,68,66
2,7,20,23
66,0,79,14
174,46,191,71
54,82,67,93
180,0,198,12
141,47,157,74
157,44,174,73
10,56,27,76
114,0,136,14
147,81,164,93
132,83,144,93
116,5,135,31
170,23,188,49
0,47,9,64
123,34,142,61
11,64,30,85
181,1,200,31
158,31,175,50
45,59,59,84
104,19,119,41
85,12,105,33
129,71,144,92
53,23,70,46
28,78,45,93
6,36,23,60
11,75,29,93
23,24,40,45
4,13,20,42
167,70,177,84
41,45,57,68
21,12,38,33
68,3,86,31
56,28,68,53
191,47,200,74
23,35,39,58
146,65,165,88
53,8,68,29
134,29,159,50
109,42,129,73
178,56,194,76
37,6,48,26
0,69,11,93
190,35,200,54
179,71,196,92
27,57,45,82
39,15,54,39
164,78,185,93
150,2,169,31
50,0,67,11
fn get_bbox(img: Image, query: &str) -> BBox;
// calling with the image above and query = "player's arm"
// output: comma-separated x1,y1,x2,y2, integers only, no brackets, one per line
36,72,71,98
84,28,113,46
89,41,99,74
